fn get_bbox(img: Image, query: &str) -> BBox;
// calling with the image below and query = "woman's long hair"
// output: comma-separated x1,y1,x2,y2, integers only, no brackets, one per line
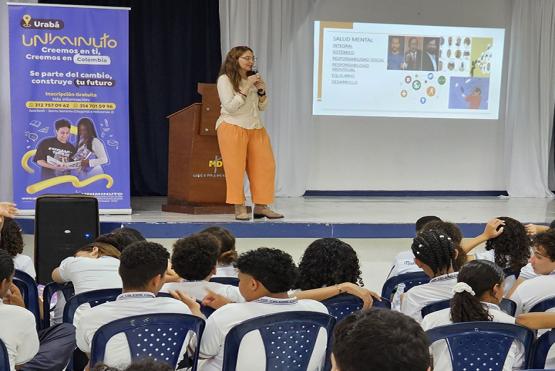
450,260,504,323
76,117,98,151
219,46,253,93
75,242,121,259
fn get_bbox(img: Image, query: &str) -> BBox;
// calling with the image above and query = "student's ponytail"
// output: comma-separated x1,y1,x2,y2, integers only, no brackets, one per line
450,260,503,323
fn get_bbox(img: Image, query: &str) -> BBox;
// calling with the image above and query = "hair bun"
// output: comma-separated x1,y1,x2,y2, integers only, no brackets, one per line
452,282,475,296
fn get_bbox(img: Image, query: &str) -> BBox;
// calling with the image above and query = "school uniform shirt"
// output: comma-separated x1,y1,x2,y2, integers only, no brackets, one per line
216,74,268,130
0,299,40,371
75,292,192,369
13,254,36,279
400,272,458,323
387,250,422,279
421,302,524,371
199,297,329,371
510,272,555,315
160,280,244,303
519,263,538,280
214,264,238,278
55,256,122,324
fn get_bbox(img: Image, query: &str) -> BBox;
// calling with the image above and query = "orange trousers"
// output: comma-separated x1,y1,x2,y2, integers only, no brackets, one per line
217,122,276,205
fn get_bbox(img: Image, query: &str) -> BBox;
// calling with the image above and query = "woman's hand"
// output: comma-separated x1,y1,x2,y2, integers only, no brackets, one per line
246,73,261,88
254,76,266,92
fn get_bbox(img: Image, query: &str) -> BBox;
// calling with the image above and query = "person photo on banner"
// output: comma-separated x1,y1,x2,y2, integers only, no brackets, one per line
73,117,109,180
33,119,76,180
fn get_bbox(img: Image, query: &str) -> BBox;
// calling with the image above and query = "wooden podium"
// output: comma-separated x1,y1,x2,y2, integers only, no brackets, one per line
162,83,234,214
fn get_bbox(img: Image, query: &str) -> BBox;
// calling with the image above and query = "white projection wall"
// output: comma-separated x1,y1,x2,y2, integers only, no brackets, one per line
313,22,505,119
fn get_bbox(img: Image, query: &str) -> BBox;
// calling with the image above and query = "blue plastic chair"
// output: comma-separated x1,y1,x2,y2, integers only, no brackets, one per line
42,281,75,329
426,322,535,371
90,313,205,370
157,292,215,318
14,269,41,329
381,271,430,301
63,288,122,324
321,293,390,322
0,338,10,371
530,296,555,313
529,329,555,369
210,277,239,287
222,311,336,371
421,298,517,318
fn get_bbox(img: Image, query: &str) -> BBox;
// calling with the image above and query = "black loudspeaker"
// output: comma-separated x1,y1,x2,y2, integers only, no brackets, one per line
34,195,99,284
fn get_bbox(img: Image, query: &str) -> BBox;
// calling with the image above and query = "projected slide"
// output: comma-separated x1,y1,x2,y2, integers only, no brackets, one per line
313,21,505,119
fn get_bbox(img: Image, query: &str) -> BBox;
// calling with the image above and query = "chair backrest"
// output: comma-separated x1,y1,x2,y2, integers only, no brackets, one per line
222,311,336,371
530,296,555,313
63,288,122,323
42,281,75,329
209,277,239,287
426,321,535,371
320,294,390,322
90,313,205,370
421,298,518,319
157,292,215,318
14,269,41,329
0,338,10,371
529,329,555,369
381,271,430,301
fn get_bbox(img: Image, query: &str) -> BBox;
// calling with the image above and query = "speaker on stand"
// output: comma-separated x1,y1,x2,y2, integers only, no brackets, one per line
34,195,99,284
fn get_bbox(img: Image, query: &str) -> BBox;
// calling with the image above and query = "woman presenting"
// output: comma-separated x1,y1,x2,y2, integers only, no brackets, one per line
216,46,283,220
73,117,108,179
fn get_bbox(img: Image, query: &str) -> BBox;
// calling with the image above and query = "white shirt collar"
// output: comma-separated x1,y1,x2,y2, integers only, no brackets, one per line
117,291,156,300
254,296,298,305
430,272,458,283
481,301,501,311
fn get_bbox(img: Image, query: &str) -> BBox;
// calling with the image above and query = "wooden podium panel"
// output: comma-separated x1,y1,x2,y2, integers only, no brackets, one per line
163,84,233,214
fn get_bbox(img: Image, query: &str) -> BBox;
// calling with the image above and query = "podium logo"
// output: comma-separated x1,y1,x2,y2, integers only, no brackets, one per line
209,155,223,173
20,14,64,30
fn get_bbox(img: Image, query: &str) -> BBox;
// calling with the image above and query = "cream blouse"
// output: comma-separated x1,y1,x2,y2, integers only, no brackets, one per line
215,74,268,130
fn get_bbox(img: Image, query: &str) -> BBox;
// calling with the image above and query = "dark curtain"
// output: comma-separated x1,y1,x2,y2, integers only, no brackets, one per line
39,0,222,196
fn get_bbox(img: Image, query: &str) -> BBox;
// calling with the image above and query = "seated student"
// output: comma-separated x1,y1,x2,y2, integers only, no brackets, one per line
52,241,122,295
421,260,525,371
200,226,238,278
0,217,35,278
388,215,441,278
189,247,329,371
510,230,555,314
331,309,431,371
75,241,199,369
0,249,76,371
296,238,363,290
160,233,243,302
400,230,459,322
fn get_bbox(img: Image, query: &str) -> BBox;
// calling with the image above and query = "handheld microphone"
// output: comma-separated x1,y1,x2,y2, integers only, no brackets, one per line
246,70,264,94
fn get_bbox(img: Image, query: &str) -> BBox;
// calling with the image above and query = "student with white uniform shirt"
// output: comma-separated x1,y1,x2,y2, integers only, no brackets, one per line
189,247,329,371
0,249,75,371
422,260,526,371
75,241,200,370
199,226,238,278
160,233,243,302
332,309,432,371
400,230,459,322
0,217,36,278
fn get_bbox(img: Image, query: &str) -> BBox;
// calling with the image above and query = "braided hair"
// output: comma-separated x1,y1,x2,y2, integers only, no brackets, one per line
485,216,530,273
411,230,456,276
422,220,466,271
450,260,503,323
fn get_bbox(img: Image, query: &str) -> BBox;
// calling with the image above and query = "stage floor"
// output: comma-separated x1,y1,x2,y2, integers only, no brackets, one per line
18,195,555,238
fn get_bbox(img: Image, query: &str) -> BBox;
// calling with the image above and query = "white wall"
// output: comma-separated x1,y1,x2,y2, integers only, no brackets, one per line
306,0,513,191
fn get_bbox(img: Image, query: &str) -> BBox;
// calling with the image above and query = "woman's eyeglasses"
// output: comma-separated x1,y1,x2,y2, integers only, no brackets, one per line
239,56,256,62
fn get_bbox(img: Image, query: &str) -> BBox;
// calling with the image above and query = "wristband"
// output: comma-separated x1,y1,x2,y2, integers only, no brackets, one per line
257,90,266,97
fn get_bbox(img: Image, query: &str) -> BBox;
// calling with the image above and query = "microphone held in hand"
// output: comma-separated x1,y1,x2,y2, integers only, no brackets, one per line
246,69,264,94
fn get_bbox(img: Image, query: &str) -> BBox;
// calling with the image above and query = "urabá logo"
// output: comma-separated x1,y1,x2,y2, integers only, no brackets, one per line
20,14,64,30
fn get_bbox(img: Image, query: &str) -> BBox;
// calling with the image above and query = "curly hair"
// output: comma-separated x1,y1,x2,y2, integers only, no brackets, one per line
450,260,503,323
119,241,169,290
0,217,24,257
411,230,456,276
219,46,254,92
172,233,220,280
485,216,530,272
333,309,431,371
200,226,237,266
532,231,555,261
110,227,146,243
0,249,14,282
236,248,299,293
422,220,466,271
415,215,442,233
96,232,140,253
297,238,363,290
